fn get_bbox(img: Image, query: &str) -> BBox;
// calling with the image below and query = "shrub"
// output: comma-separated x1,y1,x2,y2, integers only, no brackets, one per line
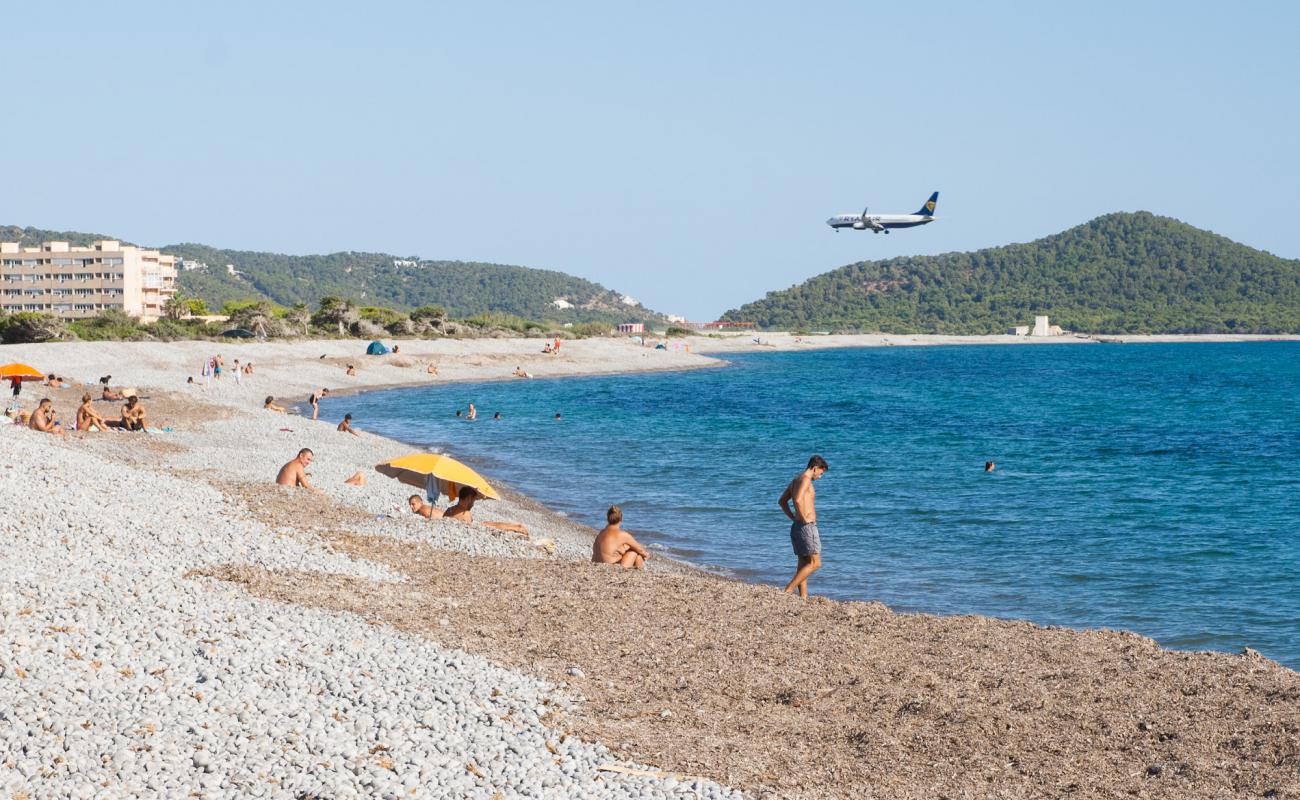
665,326,693,337
410,305,447,322
0,312,74,343
569,322,612,338
67,309,140,342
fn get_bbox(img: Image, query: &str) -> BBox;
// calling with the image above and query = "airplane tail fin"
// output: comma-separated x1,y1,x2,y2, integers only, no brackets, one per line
915,192,939,217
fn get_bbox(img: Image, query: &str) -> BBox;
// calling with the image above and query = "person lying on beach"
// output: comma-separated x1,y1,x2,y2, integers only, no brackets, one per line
426,363,438,376
513,366,532,378
77,393,110,432
28,398,65,435
120,396,148,432
444,486,529,536
408,494,444,519
592,505,649,569
275,448,322,493
102,386,125,401
337,413,359,436
46,375,66,388
346,364,356,376
264,396,287,413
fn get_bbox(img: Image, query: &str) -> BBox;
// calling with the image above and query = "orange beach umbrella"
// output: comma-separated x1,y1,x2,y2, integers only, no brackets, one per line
0,363,44,382
375,453,501,502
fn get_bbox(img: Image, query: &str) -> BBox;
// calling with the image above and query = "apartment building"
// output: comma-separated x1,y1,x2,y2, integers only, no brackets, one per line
0,240,178,322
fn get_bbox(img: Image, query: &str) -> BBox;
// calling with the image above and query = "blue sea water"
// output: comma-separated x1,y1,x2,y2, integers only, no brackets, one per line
330,343,1300,668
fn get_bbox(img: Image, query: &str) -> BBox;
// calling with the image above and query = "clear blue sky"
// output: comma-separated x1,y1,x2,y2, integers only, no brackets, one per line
5,1,1298,319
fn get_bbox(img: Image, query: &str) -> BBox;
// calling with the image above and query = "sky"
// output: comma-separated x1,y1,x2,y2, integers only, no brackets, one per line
4,1,1298,319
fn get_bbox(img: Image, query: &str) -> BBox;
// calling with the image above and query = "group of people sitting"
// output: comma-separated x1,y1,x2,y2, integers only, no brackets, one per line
273,443,650,570
20,392,148,435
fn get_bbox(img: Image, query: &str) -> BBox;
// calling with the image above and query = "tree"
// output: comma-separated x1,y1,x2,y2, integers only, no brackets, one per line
282,302,310,336
0,312,73,344
312,296,359,336
164,294,188,321
228,301,279,338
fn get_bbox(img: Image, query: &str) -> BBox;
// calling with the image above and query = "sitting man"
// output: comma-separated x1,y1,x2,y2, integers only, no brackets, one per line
337,413,359,436
264,396,287,413
76,393,110,432
102,385,125,401
592,505,649,569
407,494,444,519
120,396,147,432
275,448,322,493
513,366,531,378
444,486,529,536
28,398,66,436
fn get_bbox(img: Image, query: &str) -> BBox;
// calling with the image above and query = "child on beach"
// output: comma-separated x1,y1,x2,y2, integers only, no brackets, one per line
592,506,649,569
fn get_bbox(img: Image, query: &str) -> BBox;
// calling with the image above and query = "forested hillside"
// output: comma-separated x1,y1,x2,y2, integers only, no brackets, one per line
0,226,660,324
723,212,1300,334
165,243,659,324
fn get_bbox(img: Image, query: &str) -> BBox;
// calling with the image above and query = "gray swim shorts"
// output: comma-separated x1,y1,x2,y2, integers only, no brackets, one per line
790,521,821,557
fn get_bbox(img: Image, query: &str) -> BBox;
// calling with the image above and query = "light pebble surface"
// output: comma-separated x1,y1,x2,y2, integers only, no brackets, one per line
0,338,743,799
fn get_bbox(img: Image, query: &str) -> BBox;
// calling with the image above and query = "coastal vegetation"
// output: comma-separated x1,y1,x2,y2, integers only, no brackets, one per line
0,224,663,327
0,295,619,344
723,212,1300,334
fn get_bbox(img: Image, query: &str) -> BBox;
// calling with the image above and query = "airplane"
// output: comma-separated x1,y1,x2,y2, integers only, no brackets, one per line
827,191,939,234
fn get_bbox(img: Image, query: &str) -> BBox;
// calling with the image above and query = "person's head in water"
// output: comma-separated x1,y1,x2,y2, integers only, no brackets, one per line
807,454,829,479
984,461,995,472
554,412,562,421
493,412,501,420
455,409,462,418
607,505,622,526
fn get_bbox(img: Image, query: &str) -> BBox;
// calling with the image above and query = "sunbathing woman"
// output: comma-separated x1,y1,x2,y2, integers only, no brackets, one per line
76,393,110,432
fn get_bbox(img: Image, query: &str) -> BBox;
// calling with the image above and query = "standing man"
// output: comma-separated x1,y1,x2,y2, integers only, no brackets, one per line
779,455,829,598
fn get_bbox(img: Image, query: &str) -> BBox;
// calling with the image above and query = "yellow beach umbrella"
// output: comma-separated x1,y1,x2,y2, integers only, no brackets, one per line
0,363,44,381
375,453,501,501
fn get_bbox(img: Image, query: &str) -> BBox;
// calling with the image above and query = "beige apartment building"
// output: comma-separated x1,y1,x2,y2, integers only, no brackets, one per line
0,240,178,322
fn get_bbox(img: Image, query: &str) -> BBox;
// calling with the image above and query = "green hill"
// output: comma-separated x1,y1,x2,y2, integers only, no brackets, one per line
0,225,660,324
722,212,1300,334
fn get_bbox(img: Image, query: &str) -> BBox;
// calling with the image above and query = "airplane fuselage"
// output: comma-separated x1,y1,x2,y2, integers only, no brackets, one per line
826,213,935,231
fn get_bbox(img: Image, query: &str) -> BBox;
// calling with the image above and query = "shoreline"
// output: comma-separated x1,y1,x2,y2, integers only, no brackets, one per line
4,336,1299,798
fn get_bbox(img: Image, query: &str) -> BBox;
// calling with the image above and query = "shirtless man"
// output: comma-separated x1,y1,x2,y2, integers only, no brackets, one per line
76,393,110,432
337,413,359,436
275,448,322,493
102,385,125,401
264,396,287,413
779,455,829,598
444,486,529,536
592,506,649,569
28,398,65,435
120,396,147,432
408,494,443,519
345,364,356,377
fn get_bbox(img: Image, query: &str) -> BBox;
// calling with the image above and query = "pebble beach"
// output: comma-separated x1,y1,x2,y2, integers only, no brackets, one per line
3,337,1299,799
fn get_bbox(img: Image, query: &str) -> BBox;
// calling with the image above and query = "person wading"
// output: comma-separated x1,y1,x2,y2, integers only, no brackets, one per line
779,454,829,598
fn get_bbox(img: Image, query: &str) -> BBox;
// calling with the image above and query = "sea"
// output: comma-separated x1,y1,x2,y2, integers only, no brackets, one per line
330,342,1300,669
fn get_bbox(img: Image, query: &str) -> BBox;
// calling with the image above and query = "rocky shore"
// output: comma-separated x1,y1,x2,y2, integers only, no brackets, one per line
2,338,1297,799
